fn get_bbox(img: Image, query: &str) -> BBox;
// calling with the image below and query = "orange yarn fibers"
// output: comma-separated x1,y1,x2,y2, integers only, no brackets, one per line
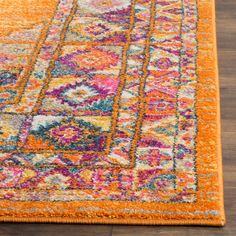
0,0,225,225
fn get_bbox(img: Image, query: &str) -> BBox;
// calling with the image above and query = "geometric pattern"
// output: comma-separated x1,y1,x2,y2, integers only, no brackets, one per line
0,0,225,225
24,117,107,151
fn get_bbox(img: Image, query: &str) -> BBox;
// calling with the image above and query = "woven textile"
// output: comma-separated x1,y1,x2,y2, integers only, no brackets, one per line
0,0,225,225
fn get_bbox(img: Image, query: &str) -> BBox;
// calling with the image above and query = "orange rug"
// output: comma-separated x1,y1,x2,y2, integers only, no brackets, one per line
0,0,225,225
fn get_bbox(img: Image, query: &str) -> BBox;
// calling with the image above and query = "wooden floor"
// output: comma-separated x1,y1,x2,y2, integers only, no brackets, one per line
0,0,235,235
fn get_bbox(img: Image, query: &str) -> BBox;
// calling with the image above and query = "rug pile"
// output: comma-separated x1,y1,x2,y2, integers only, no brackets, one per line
0,0,225,225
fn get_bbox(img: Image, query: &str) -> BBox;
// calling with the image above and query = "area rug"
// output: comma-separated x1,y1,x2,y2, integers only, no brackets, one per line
0,0,225,225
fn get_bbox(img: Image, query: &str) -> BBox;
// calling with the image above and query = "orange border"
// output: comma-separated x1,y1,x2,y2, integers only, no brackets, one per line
0,0,225,225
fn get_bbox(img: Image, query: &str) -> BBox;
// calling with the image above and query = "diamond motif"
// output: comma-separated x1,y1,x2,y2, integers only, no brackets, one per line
48,82,99,107
24,118,107,152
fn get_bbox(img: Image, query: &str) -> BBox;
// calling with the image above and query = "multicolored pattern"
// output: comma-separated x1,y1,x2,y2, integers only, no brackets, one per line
0,0,225,225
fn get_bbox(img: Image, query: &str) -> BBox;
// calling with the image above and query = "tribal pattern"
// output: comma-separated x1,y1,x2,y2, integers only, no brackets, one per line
0,0,225,225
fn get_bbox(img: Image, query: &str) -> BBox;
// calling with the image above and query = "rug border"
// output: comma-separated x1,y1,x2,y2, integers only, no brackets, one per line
0,0,225,226
213,0,226,226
